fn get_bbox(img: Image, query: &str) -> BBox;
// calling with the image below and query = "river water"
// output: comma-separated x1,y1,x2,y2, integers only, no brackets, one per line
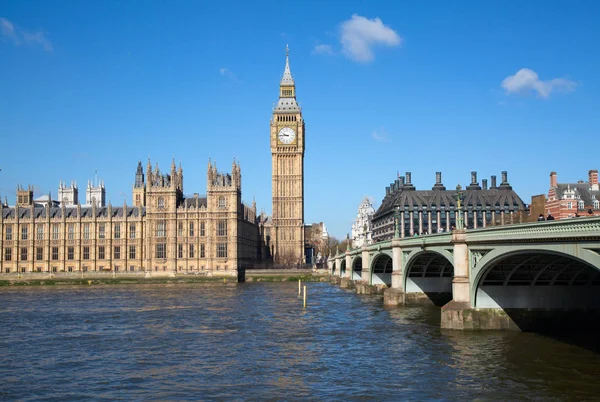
1,282,599,401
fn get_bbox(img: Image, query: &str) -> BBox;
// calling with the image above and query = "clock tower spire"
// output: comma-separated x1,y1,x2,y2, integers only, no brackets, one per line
270,45,305,265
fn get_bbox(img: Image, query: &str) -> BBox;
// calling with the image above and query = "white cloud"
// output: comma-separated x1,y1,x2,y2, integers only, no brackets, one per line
340,14,401,62
313,44,333,55
219,67,238,82
371,128,389,142
0,17,18,43
0,17,52,52
501,68,577,98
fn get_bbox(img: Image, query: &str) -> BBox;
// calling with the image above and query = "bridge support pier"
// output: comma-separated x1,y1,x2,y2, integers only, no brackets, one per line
345,252,352,279
384,239,405,306
441,230,475,329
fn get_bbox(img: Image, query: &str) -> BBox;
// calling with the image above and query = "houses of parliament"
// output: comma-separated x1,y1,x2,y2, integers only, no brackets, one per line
0,48,307,276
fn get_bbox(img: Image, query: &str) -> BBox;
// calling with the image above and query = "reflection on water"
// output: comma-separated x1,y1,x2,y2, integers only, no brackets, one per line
1,283,600,400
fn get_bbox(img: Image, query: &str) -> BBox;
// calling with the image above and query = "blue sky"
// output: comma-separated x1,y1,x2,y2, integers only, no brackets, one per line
1,1,599,239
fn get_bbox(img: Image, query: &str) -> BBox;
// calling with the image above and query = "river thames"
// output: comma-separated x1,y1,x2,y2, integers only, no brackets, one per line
1,282,599,400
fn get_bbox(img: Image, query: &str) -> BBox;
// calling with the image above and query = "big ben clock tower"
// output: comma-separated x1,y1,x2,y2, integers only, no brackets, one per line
271,45,305,265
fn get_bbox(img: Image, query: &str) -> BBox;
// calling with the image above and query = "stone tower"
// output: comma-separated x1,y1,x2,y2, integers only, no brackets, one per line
58,180,78,206
85,172,105,207
144,158,184,272
16,185,34,206
270,45,305,264
132,160,146,207
206,159,242,274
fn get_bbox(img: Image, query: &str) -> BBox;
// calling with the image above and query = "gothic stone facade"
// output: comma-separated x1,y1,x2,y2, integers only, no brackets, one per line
0,159,262,276
270,46,306,264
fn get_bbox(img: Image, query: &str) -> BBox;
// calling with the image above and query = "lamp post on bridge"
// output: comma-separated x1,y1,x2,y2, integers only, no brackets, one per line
455,184,464,231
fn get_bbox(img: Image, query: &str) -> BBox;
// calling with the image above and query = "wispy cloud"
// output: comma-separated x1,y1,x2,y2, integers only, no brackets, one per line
219,67,238,82
371,128,390,143
0,17,53,52
313,44,334,56
340,14,401,62
501,68,577,98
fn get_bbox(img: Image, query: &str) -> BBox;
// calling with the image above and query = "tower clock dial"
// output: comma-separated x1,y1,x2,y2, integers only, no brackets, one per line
278,127,296,144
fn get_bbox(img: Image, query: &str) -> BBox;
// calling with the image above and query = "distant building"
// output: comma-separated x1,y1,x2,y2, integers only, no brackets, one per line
528,194,547,221
545,170,600,219
372,171,527,242
351,197,374,248
85,177,106,207
58,181,79,207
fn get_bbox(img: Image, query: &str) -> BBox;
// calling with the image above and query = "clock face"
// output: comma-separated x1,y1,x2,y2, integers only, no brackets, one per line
278,127,296,144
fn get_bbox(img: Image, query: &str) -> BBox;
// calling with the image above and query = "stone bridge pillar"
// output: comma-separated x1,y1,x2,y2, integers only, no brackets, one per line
451,230,470,303
384,239,405,306
361,246,370,282
345,251,352,279
361,247,371,283
441,230,473,329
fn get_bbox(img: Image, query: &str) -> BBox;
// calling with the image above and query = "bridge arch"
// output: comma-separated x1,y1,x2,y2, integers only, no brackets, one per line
370,251,393,286
339,259,346,276
351,256,363,281
472,246,600,310
404,250,453,304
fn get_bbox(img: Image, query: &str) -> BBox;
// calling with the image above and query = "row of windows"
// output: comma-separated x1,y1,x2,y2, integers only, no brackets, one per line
4,246,138,261
156,243,225,259
156,220,222,237
566,201,600,209
5,265,142,273
276,114,297,121
3,219,238,241
157,196,228,210
3,223,138,241
177,244,207,259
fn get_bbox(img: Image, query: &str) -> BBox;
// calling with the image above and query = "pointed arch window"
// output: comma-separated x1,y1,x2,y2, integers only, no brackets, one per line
158,197,165,209
218,196,226,209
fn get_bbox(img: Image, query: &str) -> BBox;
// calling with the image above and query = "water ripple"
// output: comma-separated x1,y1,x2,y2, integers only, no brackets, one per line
1,283,600,400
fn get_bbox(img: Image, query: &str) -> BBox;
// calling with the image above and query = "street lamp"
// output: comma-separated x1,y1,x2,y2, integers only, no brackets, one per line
394,203,400,239
455,184,464,231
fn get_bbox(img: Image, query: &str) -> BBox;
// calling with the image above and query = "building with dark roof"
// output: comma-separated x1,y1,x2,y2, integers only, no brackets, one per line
545,170,600,219
372,171,527,242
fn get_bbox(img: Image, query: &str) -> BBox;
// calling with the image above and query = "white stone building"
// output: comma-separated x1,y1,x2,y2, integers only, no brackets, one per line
351,197,375,248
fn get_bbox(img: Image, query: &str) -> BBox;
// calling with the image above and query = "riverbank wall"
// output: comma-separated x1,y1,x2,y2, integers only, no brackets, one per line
0,269,329,287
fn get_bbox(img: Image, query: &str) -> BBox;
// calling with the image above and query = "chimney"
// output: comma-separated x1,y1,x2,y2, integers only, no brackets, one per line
386,186,390,196
432,171,446,190
467,171,481,190
550,171,557,188
501,171,508,184
399,176,405,187
482,179,488,190
404,172,415,190
491,175,497,189
589,169,598,191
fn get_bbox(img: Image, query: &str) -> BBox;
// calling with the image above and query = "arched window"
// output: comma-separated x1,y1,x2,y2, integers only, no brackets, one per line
218,196,226,209
158,197,165,209
578,201,585,210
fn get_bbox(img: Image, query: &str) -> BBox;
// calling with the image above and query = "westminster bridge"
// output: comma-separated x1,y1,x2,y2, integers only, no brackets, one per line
328,217,600,331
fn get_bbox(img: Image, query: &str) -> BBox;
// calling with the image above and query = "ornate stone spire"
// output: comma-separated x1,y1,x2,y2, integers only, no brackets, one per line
280,44,294,87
